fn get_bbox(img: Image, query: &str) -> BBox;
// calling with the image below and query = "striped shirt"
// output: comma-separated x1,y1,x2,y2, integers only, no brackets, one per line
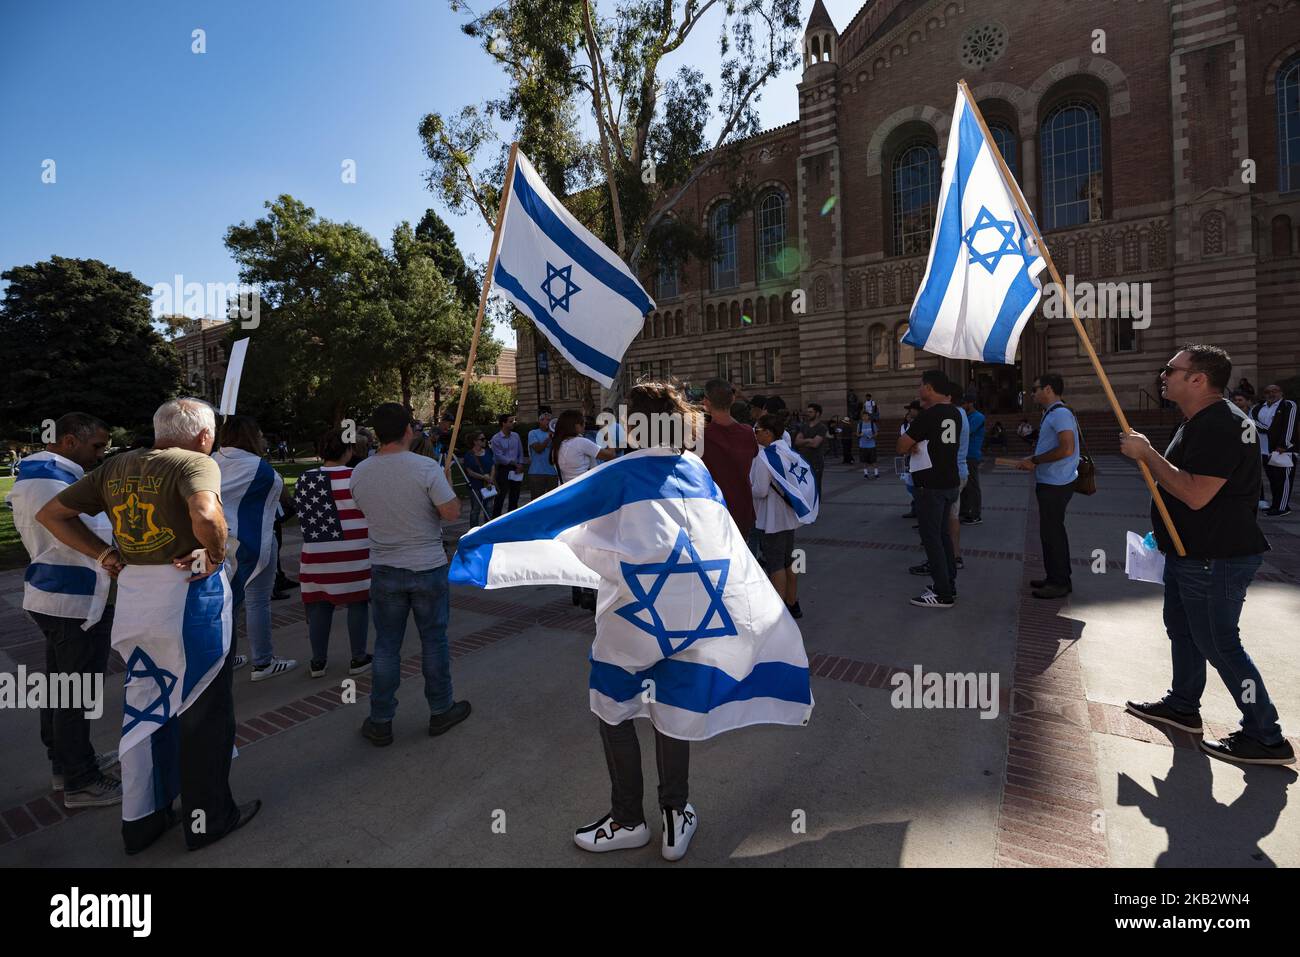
294,465,369,603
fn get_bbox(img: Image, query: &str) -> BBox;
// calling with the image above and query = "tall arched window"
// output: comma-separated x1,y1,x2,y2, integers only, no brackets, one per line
1040,99,1104,230
988,123,1019,182
891,141,940,255
656,262,679,300
869,323,890,371
756,191,788,282
896,322,916,370
1279,55,1300,193
710,203,738,289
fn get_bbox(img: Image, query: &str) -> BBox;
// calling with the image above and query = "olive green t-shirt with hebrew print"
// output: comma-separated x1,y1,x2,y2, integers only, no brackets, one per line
58,448,223,564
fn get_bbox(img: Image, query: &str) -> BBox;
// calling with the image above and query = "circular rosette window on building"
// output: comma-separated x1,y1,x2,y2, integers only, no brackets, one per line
960,23,1008,70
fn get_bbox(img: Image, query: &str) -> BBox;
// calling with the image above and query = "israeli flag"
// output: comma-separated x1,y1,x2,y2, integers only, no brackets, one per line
492,150,653,388
758,440,820,524
449,448,813,740
114,564,232,822
215,447,282,605
904,86,1048,363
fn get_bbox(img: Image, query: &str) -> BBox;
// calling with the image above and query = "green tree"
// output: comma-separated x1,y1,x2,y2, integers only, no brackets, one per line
0,257,182,433
415,208,482,311
460,381,518,437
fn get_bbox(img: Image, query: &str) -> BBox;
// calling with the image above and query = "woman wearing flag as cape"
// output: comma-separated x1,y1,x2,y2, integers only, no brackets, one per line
449,381,813,861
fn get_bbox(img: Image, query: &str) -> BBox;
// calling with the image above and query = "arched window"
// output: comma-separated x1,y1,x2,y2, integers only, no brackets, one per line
1040,98,1104,230
656,262,679,300
756,191,789,282
1279,55,1300,192
1273,215,1294,256
988,123,1019,182
710,203,738,289
706,303,716,331
891,141,940,255
652,314,662,338
756,297,768,324
896,322,916,370
770,294,782,323
869,323,890,371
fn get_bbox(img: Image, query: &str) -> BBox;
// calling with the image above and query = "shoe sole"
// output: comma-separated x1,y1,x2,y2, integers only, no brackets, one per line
348,664,372,676
64,793,123,808
1125,703,1203,735
251,666,298,682
1199,741,1296,765
909,599,954,608
362,732,393,747
573,831,652,853
662,833,695,861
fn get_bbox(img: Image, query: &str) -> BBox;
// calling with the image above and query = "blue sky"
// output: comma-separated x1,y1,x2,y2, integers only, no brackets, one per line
0,0,858,346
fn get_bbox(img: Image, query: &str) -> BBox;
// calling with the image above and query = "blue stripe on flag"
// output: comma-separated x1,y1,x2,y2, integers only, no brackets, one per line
510,164,654,316
149,716,182,818
762,447,812,519
181,572,228,700
15,459,79,485
590,656,812,714
24,562,97,595
983,265,1040,363
494,261,622,381
230,459,276,606
450,452,724,585
907,101,987,347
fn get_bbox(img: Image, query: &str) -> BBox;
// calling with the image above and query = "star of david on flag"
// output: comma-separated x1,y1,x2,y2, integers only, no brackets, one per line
758,440,819,524
448,447,813,740
121,647,177,734
616,528,737,657
904,86,1048,364
490,149,653,388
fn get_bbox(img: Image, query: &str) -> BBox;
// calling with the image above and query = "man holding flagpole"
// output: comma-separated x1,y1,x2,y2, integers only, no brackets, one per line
37,398,260,854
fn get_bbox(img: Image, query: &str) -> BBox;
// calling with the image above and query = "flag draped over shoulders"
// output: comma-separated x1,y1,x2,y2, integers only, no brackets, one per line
757,439,820,524
449,448,813,740
215,448,281,604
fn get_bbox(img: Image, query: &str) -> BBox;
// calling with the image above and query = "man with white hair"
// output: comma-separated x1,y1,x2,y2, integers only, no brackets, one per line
38,397,262,853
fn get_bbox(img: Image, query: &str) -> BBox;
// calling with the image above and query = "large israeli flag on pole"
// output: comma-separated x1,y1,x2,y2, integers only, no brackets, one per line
492,151,653,388
449,448,813,740
904,85,1047,363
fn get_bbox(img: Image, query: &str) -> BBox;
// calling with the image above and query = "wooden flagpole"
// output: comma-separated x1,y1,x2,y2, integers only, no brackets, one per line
444,141,521,479
957,80,1186,556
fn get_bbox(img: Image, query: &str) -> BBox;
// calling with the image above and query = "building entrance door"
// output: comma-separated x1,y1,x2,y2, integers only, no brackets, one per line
970,361,1023,413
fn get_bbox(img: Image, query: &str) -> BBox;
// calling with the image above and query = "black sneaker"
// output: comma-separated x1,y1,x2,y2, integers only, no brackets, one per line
1201,731,1296,766
361,718,393,747
960,516,983,526
276,576,299,591
1030,578,1049,588
309,659,328,678
1264,508,1292,517
1032,583,1072,599
1125,699,1203,734
909,562,931,576
428,701,472,736
910,588,954,608
348,654,373,676
901,511,917,519
787,601,803,620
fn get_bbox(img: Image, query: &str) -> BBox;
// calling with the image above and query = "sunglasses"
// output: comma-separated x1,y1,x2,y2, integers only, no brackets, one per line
1159,365,1195,377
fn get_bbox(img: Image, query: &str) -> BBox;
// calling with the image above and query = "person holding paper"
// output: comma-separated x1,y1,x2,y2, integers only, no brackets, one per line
462,432,496,527
489,413,524,517
896,371,961,609
1249,383,1295,516
1120,345,1293,766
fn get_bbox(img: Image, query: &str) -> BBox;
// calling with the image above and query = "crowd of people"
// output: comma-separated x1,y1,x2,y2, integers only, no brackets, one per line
5,342,1294,862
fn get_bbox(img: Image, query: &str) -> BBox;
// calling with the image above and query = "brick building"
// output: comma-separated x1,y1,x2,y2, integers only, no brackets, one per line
169,318,229,404
515,0,1300,422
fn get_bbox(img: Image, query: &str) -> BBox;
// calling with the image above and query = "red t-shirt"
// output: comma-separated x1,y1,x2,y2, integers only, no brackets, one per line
703,419,759,536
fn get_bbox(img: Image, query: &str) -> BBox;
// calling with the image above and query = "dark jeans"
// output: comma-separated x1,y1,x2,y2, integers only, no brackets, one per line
369,564,453,722
32,607,114,790
599,718,689,826
915,486,959,600
812,462,824,499
1264,462,1292,511
960,458,982,519
306,600,369,663
491,465,522,517
122,646,240,853
1035,482,1074,587
1163,554,1283,744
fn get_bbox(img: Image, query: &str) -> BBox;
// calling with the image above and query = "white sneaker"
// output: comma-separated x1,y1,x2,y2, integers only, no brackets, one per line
251,657,298,681
661,804,698,861
233,654,249,671
573,813,652,853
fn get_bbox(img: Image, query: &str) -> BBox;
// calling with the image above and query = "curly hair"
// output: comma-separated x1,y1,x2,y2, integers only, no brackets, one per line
626,379,703,451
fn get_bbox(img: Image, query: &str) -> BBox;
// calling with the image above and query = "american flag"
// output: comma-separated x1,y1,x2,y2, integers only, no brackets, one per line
294,465,369,603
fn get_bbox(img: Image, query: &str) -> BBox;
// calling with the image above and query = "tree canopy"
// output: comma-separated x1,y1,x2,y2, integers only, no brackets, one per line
0,257,182,434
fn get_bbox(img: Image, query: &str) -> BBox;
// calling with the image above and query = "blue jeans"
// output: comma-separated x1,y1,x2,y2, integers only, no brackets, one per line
915,486,959,600
239,539,278,666
1163,554,1283,745
368,564,454,722
306,600,369,664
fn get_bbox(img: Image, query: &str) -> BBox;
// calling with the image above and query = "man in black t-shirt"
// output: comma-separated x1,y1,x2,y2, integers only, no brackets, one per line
1120,345,1293,766
897,370,962,608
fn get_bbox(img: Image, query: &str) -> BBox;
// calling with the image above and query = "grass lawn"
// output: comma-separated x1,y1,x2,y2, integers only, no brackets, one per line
0,475,22,571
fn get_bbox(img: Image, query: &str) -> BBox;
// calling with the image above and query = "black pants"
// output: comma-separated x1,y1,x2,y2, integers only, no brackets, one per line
915,486,959,600
960,458,982,519
1264,461,1293,511
598,718,689,826
1036,482,1075,587
122,647,241,854
490,465,522,517
32,607,113,791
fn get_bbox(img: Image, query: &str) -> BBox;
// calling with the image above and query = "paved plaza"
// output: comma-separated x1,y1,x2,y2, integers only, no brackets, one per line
1,456,1297,867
